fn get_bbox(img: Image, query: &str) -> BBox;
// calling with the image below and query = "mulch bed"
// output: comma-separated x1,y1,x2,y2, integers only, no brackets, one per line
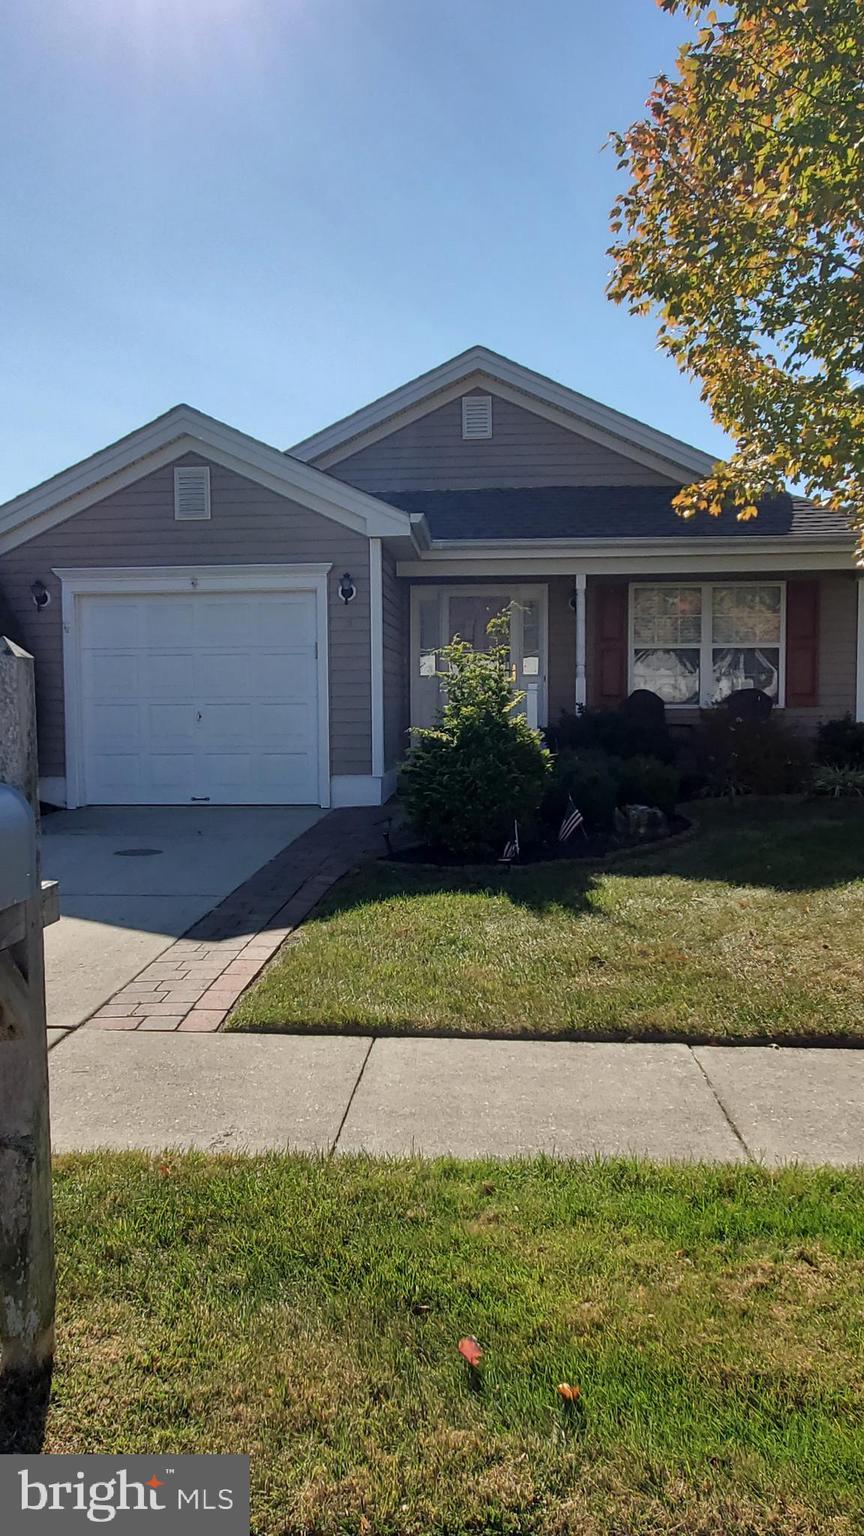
385,814,692,868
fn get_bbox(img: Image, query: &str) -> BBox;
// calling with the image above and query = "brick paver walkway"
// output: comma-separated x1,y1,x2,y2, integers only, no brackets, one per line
83,808,390,1032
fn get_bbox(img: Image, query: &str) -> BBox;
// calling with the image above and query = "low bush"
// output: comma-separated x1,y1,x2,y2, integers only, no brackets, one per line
400,624,551,856
816,713,864,769
617,755,681,816
545,704,673,764
692,709,812,796
541,749,623,832
812,764,864,798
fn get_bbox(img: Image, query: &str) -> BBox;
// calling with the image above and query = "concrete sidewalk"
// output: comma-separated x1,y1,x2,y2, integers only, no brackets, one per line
47,1031,864,1166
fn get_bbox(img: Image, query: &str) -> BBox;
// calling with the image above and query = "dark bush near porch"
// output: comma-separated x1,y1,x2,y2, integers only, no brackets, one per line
617,755,681,817
541,749,623,832
816,713,864,769
691,709,812,797
545,700,674,764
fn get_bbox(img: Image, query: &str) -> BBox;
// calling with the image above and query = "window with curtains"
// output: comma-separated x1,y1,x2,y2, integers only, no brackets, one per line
630,583,785,707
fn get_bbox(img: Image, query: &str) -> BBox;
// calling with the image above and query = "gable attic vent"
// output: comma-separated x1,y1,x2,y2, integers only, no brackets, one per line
461,394,493,440
174,465,211,521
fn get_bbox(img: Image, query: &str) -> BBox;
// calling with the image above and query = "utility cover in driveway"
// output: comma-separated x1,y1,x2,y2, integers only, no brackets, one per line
79,591,319,805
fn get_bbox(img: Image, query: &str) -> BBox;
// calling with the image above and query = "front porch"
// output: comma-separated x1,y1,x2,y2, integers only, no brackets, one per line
402,569,862,738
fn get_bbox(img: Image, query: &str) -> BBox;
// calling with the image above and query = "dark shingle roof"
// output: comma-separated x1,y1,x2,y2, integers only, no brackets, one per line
376,485,844,541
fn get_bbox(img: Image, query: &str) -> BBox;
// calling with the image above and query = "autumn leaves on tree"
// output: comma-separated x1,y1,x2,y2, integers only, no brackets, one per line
608,0,864,549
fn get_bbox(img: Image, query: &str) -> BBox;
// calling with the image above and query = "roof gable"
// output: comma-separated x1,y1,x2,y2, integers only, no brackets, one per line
0,405,412,555
290,346,716,483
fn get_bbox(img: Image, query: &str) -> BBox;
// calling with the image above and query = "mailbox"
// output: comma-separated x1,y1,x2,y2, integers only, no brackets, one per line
0,784,37,912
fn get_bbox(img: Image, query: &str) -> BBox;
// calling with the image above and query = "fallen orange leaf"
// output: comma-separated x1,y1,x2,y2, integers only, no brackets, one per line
458,1337,483,1368
557,1382,581,1402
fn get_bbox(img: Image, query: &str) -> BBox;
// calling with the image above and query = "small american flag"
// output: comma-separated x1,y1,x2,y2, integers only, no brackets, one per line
499,820,520,863
558,798,585,843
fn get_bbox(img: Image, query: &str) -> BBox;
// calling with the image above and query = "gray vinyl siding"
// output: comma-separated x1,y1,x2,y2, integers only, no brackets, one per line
585,570,857,731
325,392,679,492
381,546,409,770
0,454,372,782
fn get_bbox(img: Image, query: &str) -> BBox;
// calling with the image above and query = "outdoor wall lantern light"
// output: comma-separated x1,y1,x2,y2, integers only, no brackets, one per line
30,580,50,611
338,572,357,604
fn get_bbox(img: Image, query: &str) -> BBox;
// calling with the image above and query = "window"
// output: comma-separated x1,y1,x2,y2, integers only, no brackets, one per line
461,394,493,439
630,583,784,706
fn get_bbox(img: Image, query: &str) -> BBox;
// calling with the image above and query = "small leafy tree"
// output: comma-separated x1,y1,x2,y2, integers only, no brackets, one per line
608,0,864,547
400,614,551,856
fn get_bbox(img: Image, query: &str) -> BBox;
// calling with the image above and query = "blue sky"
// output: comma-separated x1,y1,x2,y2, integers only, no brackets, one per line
0,0,729,503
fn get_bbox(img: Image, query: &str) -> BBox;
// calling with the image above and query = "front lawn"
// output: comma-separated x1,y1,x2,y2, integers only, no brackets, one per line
230,801,864,1043
20,1156,864,1534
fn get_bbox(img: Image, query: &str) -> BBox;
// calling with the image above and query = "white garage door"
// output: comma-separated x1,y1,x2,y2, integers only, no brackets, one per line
78,591,321,805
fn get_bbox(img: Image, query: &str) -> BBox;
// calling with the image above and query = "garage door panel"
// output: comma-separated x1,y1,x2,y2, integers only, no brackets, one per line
255,596,316,647
143,653,196,699
199,703,254,744
87,753,143,794
84,702,141,751
259,754,316,796
77,589,321,805
205,754,254,791
194,652,253,698
151,755,195,793
256,702,314,744
144,601,195,647
147,704,195,748
84,652,141,698
82,601,142,648
255,653,315,698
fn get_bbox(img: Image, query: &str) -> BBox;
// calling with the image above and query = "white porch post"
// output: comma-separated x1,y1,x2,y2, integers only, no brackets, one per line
369,538,384,779
856,575,864,722
573,572,587,710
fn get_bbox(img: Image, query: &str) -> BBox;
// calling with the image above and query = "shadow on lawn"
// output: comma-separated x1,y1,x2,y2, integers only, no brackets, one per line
0,1362,52,1452
320,800,864,923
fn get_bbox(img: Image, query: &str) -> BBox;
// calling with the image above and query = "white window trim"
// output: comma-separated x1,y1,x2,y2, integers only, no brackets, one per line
628,580,787,709
409,583,549,729
54,564,332,810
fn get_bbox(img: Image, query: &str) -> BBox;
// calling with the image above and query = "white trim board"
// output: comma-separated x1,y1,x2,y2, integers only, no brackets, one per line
848,574,854,721
55,563,333,811
369,538,385,780
397,546,854,578
290,346,716,481
331,772,396,807
0,405,413,555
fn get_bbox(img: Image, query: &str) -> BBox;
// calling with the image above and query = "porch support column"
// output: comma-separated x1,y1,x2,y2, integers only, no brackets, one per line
573,572,587,710
856,575,864,722
848,577,854,718
369,538,384,779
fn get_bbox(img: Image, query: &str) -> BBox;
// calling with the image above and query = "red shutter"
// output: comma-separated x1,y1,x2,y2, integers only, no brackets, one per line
785,580,819,707
590,583,629,707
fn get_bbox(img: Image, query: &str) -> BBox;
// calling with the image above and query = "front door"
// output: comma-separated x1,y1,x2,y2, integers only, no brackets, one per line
410,585,547,730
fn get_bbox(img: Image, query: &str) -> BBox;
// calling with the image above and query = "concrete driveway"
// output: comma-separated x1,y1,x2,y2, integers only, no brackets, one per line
42,806,323,1028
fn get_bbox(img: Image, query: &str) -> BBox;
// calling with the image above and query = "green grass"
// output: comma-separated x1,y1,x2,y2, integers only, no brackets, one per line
23,1155,864,1534
230,800,864,1043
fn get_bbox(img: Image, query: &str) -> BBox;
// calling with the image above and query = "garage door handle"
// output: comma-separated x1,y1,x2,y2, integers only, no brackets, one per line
195,711,203,721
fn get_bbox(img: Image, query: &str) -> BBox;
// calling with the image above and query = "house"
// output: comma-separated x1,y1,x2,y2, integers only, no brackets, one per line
0,346,859,810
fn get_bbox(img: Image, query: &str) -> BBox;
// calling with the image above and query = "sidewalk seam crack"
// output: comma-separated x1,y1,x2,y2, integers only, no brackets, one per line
331,1038,375,1155
689,1046,753,1162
